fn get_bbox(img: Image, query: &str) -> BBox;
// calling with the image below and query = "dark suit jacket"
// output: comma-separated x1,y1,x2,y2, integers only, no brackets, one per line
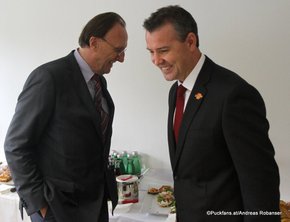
168,56,280,222
4,51,118,222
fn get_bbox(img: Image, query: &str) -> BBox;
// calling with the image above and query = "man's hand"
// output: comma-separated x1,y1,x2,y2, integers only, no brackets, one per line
40,206,48,218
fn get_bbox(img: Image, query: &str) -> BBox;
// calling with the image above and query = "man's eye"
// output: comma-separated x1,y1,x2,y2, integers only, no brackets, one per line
159,49,169,53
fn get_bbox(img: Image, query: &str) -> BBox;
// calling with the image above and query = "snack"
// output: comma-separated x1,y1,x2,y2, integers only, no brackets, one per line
280,200,290,220
158,185,173,193
157,190,175,207
147,185,175,209
170,203,176,214
147,187,159,195
0,165,12,182
147,185,173,194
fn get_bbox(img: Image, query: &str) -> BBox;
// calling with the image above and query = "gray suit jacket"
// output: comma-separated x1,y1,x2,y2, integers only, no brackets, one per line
168,56,280,222
4,51,117,222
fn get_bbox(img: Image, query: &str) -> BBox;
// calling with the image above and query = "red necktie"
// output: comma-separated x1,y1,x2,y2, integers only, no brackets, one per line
92,74,109,143
174,84,187,142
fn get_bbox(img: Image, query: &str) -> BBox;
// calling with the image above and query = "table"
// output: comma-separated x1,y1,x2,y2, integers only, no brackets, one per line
0,169,175,222
0,190,31,222
110,191,169,222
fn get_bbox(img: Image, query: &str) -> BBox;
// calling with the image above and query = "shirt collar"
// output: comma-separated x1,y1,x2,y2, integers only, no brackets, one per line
74,49,94,83
178,54,206,91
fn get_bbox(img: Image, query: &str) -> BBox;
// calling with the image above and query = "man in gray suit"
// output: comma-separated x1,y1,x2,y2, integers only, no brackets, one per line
143,5,280,222
4,12,128,222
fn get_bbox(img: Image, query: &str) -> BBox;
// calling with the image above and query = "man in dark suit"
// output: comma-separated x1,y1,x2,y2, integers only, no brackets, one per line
4,12,128,222
143,5,280,222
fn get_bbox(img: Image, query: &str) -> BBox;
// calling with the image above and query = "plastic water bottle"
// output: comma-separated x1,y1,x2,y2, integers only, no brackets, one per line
114,159,122,176
121,151,128,174
116,154,126,175
126,154,135,175
131,151,141,175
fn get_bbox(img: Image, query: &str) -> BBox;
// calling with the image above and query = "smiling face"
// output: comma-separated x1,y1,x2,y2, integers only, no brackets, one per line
84,23,128,75
145,23,200,82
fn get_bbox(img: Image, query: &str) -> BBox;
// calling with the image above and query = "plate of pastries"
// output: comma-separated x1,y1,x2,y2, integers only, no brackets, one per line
280,200,290,222
0,164,12,183
147,185,175,214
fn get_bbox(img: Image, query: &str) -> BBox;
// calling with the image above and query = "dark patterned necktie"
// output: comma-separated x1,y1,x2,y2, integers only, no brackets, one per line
174,84,187,143
92,74,109,143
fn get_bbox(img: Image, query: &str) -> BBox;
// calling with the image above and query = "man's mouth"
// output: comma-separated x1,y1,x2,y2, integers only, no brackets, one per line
160,65,172,73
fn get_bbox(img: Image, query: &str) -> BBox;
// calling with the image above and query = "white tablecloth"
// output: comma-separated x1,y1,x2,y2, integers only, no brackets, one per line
0,169,175,222
0,191,30,222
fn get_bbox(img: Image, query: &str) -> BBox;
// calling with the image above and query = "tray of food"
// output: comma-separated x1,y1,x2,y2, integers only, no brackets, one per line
0,164,13,185
280,200,290,222
145,185,175,216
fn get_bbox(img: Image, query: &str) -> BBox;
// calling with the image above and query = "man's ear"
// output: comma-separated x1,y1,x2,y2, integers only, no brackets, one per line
186,32,198,49
89,36,99,49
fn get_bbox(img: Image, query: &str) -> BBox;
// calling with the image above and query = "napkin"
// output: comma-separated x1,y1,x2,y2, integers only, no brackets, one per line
0,184,13,194
166,213,176,222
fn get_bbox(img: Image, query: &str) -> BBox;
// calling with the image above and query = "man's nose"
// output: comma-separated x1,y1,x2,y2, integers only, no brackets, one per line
152,53,163,66
116,51,125,62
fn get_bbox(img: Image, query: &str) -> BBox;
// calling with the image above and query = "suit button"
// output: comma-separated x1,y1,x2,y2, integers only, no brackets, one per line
174,176,178,180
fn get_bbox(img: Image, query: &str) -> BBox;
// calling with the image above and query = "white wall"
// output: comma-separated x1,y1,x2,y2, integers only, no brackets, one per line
1,0,289,199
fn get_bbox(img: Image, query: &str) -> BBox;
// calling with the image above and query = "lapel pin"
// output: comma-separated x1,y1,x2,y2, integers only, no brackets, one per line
194,92,203,100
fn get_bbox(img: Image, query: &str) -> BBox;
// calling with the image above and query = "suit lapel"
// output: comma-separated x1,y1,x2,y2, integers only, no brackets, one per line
168,82,178,168
99,76,115,122
170,57,213,171
99,76,115,157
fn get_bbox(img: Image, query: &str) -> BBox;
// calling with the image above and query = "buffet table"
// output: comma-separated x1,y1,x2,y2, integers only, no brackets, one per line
0,169,175,222
0,190,30,222
109,191,173,222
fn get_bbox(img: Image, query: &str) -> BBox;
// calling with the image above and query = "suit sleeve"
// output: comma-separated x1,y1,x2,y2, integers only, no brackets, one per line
4,67,55,215
222,82,280,221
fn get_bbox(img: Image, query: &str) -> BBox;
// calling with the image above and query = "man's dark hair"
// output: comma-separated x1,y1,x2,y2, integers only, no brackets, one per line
79,12,126,47
143,5,199,47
